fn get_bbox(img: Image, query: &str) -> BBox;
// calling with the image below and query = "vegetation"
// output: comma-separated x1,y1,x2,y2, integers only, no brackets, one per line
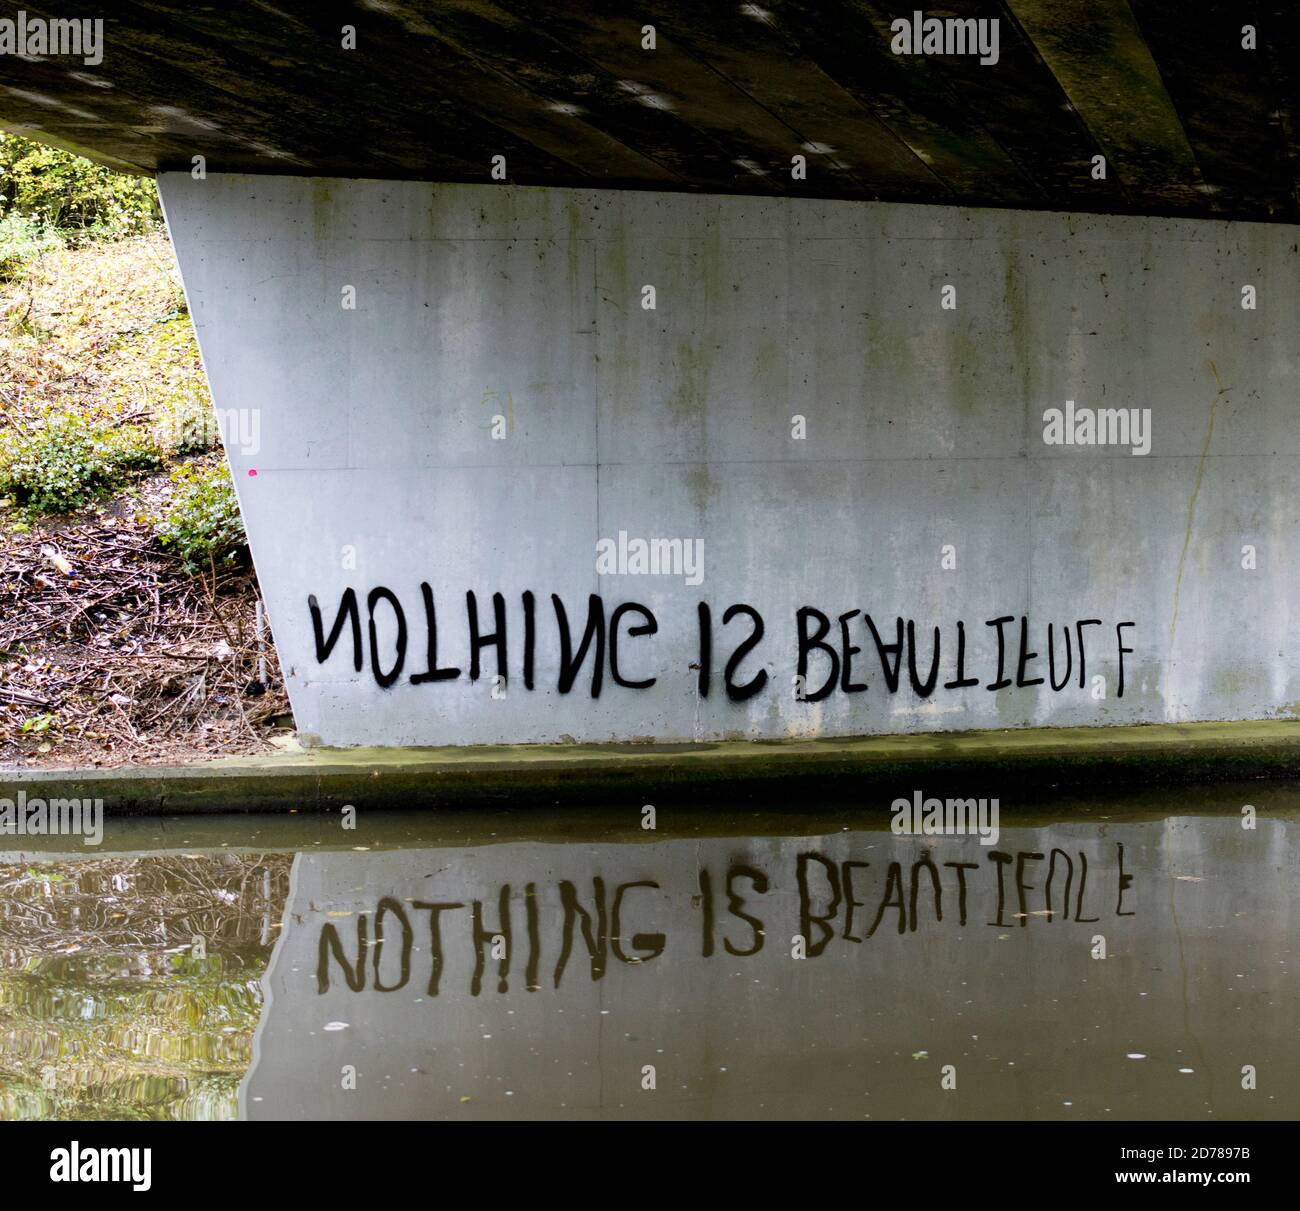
0,408,162,513
0,136,242,560
0,211,61,280
149,461,247,573
0,853,292,1121
0,138,280,767
0,131,159,249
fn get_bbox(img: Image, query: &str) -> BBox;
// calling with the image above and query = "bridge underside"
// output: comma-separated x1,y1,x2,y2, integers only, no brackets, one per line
0,1,1298,222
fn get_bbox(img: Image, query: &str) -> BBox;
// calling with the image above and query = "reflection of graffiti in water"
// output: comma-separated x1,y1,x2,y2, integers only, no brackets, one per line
317,843,1136,998
0,854,293,1120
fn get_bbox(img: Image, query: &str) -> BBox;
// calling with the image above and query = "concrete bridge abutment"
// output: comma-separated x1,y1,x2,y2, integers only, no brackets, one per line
158,175,1300,748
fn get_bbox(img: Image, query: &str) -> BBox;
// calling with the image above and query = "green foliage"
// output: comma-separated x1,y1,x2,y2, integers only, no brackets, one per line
109,314,217,456
0,133,160,280
0,132,159,238
0,408,163,513
155,393,220,456
0,853,288,1122
151,462,246,573
0,210,61,279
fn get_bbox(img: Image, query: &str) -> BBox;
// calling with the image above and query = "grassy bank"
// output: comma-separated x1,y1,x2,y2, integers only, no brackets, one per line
0,140,289,768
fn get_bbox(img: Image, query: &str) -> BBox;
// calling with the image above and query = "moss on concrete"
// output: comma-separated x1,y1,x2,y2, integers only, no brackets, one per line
5,719,1300,815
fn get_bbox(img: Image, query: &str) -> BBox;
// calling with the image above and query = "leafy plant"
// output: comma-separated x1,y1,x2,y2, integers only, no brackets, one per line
152,385,220,457
0,409,163,513
150,462,246,573
0,211,61,280
0,132,159,238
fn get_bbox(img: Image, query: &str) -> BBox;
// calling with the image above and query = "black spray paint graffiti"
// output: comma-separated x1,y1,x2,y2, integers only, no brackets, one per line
315,844,1136,998
307,587,1138,699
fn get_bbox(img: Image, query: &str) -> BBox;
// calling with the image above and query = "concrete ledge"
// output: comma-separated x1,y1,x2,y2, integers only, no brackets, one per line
4,720,1300,814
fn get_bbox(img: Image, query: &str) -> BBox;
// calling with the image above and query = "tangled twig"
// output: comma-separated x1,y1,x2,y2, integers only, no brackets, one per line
0,508,291,767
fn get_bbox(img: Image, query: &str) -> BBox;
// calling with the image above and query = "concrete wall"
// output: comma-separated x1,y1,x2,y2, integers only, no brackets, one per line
159,175,1300,747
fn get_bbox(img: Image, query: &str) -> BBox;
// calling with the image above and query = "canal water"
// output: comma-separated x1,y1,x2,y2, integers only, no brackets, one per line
2,782,1297,1120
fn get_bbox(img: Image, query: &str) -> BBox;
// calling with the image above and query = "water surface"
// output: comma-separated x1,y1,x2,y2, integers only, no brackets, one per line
2,784,1297,1120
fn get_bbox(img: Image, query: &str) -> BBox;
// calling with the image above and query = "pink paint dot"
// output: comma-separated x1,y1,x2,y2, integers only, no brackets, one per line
248,469,258,477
